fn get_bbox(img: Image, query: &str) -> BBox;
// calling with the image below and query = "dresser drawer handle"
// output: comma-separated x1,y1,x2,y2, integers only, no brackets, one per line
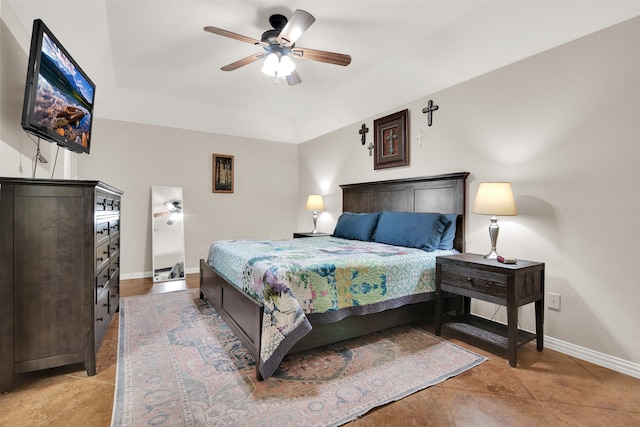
467,277,473,282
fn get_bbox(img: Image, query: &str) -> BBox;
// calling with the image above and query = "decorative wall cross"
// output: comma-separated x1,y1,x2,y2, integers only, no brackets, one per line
416,130,426,147
385,129,398,155
422,99,439,126
359,123,369,145
367,142,375,156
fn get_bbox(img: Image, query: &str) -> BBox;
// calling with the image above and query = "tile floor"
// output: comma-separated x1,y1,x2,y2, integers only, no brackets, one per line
1,274,639,426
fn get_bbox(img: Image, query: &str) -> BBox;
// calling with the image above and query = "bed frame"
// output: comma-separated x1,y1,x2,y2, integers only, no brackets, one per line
199,172,469,379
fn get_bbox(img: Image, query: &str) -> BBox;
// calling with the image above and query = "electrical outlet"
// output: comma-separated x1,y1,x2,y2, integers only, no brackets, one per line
548,292,561,310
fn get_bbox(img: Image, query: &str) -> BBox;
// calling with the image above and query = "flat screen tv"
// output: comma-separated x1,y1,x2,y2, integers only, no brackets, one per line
21,19,95,154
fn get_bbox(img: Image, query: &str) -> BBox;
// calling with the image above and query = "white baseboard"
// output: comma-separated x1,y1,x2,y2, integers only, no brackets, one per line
120,271,149,280
121,267,200,281
545,335,640,379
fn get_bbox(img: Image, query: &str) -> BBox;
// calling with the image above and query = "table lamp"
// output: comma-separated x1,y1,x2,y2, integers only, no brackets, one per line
471,182,517,259
305,195,324,233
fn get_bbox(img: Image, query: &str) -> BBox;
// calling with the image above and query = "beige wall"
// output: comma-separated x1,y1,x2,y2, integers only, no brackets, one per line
77,118,299,278
298,17,640,366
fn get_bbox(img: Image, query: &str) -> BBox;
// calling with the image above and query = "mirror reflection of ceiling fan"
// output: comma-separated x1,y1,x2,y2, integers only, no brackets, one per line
204,9,351,85
153,200,183,225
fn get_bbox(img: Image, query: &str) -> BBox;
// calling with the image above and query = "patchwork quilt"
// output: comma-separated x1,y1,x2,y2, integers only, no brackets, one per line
208,236,456,379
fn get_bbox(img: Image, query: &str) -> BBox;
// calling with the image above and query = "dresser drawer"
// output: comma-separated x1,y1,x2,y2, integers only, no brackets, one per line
109,218,120,235
108,239,119,258
96,195,107,212
440,264,508,301
109,256,119,279
96,241,110,271
96,285,110,324
109,278,120,314
96,220,110,243
95,266,109,300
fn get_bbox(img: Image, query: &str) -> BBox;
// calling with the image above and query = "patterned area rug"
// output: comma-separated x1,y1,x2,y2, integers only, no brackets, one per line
111,290,486,426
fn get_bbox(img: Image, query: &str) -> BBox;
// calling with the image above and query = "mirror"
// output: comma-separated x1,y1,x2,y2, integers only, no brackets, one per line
151,186,185,282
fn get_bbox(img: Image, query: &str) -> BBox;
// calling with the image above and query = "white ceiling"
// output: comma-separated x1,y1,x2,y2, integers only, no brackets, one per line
5,1,639,143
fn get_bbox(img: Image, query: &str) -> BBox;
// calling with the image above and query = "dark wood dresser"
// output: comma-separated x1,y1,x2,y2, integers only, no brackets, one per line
0,178,123,392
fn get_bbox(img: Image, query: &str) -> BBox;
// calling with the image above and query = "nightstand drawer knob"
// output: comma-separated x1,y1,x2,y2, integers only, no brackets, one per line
467,277,473,282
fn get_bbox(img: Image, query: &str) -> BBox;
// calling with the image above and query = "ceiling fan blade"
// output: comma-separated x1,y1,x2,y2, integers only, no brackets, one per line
291,47,351,67
286,70,302,86
221,53,265,71
277,9,315,46
204,26,261,46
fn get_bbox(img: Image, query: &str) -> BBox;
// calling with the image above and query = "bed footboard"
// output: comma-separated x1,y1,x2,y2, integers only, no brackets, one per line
200,259,264,379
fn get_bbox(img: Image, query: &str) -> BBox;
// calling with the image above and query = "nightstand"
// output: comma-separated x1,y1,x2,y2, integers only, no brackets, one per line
293,232,331,238
435,253,545,367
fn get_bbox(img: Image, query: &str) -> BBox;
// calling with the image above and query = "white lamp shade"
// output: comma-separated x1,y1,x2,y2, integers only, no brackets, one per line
261,53,279,76
278,55,296,76
261,53,296,77
471,182,517,216
306,194,324,211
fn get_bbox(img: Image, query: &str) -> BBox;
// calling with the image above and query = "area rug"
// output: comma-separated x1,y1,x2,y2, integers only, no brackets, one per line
111,290,486,426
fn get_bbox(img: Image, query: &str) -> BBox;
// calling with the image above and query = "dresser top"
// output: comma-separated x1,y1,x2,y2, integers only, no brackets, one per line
0,177,123,195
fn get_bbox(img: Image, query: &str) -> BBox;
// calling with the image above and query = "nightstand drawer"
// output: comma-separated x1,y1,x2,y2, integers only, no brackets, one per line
440,264,508,301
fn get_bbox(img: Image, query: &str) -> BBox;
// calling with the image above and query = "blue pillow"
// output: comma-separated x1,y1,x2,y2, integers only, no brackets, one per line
438,214,458,250
332,212,381,241
372,212,450,251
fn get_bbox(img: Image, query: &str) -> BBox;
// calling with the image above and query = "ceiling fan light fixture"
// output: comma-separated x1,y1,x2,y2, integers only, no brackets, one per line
279,55,296,76
261,53,279,76
261,52,295,77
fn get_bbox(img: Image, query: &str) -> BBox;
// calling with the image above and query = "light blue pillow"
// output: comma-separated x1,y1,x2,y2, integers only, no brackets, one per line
438,214,458,250
332,212,381,241
372,212,450,251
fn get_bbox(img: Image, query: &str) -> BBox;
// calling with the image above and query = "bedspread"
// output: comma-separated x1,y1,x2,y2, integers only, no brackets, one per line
207,236,457,379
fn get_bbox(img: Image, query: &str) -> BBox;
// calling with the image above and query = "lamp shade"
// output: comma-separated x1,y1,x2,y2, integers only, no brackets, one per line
261,53,296,77
306,194,324,211
471,182,517,216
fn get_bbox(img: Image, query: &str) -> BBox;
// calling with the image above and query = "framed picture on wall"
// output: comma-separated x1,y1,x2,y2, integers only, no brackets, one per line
212,154,234,193
373,109,409,170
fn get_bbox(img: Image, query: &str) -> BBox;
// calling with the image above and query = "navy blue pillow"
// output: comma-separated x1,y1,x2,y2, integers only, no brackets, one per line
438,214,458,250
332,212,381,241
372,212,450,251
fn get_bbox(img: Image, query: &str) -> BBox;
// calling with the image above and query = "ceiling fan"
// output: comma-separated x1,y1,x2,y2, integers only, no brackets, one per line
204,9,351,85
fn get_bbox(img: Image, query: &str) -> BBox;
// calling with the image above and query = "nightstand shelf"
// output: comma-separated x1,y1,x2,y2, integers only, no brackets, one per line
435,253,545,367
441,313,537,349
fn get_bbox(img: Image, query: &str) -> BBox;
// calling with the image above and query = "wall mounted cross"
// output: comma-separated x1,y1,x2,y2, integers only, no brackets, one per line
359,123,369,145
422,99,439,126
385,129,398,155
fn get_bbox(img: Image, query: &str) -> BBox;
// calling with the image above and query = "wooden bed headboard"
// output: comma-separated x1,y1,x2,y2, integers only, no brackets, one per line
339,172,469,252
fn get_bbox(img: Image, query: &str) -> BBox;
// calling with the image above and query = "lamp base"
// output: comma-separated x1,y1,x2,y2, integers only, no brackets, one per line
310,210,319,234
484,216,500,260
483,250,499,260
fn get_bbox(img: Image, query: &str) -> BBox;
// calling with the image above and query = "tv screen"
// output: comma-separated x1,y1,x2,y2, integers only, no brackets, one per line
21,19,95,154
